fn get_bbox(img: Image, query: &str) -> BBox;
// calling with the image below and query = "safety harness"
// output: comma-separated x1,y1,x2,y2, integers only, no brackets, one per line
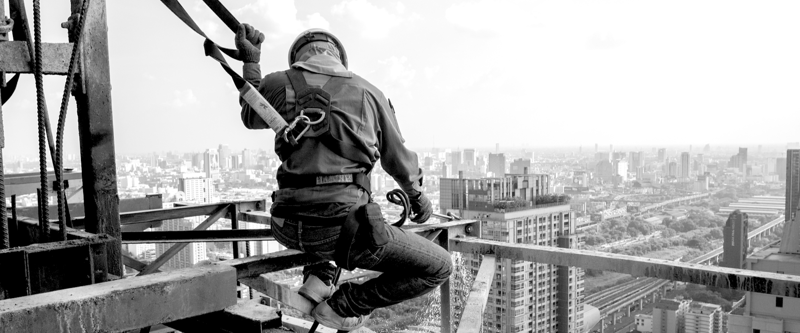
157,0,411,273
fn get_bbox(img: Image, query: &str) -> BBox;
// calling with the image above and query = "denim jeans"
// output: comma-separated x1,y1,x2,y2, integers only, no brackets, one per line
271,215,453,317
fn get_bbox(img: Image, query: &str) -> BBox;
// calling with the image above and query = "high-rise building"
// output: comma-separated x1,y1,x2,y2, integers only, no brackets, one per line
668,161,678,178
204,149,220,179
777,158,787,180
785,150,800,223
242,149,254,170
448,151,463,175
722,210,748,269
684,302,723,333
154,217,207,270
192,153,204,170
463,149,476,167
629,151,643,170
703,144,710,153
780,149,800,254
680,152,690,179
727,245,800,333
218,144,231,170
488,153,505,177
652,298,690,333
739,147,748,172
636,314,653,333
440,175,583,333
178,174,214,204
658,148,666,162
509,158,531,174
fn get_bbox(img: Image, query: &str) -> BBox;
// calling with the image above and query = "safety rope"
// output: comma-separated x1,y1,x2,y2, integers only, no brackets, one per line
32,0,49,238
387,189,411,227
0,134,7,249
54,0,91,240
158,0,290,137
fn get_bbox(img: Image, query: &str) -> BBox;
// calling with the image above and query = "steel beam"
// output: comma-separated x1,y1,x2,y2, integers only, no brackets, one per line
456,255,495,333
450,238,800,296
72,0,122,276
217,249,324,279
166,300,282,333
0,265,237,333
122,229,273,243
240,275,315,315
138,204,229,275
117,200,265,226
0,42,73,75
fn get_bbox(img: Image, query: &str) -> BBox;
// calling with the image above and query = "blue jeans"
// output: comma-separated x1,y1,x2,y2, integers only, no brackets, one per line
271,216,453,317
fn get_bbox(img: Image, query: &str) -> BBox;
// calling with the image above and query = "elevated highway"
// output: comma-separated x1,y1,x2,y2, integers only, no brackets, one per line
589,215,784,332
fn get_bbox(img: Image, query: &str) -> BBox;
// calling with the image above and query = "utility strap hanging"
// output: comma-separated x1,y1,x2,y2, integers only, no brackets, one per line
158,0,291,138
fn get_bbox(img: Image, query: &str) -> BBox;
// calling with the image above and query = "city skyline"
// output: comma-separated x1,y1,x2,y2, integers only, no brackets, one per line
3,1,800,156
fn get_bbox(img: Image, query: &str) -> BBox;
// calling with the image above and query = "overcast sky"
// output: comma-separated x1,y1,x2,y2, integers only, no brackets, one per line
3,0,800,157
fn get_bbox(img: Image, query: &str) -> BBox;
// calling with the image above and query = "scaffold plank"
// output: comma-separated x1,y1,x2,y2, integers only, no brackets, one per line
0,265,237,333
450,238,800,297
456,255,495,333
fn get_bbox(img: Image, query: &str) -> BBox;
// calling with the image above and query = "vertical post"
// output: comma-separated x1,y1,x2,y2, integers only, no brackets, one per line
0,70,7,249
71,0,122,276
438,230,452,333
599,317,605,333
231,205,239,259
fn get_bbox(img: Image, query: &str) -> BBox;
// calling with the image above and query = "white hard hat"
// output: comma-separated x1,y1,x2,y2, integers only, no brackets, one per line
288,28,348,69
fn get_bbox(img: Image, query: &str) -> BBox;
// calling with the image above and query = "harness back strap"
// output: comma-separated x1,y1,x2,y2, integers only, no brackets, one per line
283,69,374,165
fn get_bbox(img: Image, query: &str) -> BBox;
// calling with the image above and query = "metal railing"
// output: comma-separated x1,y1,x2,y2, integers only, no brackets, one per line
2,203,800,333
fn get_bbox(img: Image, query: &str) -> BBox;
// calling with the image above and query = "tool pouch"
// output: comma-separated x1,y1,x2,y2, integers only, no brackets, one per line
359,203,390,247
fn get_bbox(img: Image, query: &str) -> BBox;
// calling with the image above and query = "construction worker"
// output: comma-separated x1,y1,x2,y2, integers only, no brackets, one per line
236,24,453,331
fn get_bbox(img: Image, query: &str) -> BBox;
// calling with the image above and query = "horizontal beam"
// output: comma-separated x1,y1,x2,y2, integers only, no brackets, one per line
0,42,74,74
122,229,273,243
118,200,265,225
403,219,481,239
166,300,282,333
0,265,237,333
450,238,800,297
457,255,495,333
240,275,314,315
218,249,325,279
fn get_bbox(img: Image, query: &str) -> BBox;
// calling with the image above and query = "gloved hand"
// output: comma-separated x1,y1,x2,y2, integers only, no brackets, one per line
409,192,432,223
235,23,265,63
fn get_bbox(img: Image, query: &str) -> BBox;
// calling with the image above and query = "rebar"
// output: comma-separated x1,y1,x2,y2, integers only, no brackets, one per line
32,0,48,238
55,0,91,240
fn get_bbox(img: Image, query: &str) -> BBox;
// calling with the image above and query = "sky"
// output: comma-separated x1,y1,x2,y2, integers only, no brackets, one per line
3,0,800,158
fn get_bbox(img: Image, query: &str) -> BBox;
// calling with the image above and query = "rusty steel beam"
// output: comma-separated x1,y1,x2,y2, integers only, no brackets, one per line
0,265,237,333
456,255,495,333
0,42,74,75
450,238,800,297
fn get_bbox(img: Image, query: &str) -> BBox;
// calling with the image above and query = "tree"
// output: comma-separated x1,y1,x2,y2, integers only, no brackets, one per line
708,229,723,239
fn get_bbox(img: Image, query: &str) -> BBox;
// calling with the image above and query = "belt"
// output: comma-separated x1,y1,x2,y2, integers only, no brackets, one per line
278,173,371,192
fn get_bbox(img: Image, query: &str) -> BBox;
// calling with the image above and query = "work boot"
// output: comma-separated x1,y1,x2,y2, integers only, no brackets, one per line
298,275,335,304
311,300,369,331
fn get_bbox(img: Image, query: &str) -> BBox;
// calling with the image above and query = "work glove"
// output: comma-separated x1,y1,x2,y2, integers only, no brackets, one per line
409,191,432,223
235,23,265,63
